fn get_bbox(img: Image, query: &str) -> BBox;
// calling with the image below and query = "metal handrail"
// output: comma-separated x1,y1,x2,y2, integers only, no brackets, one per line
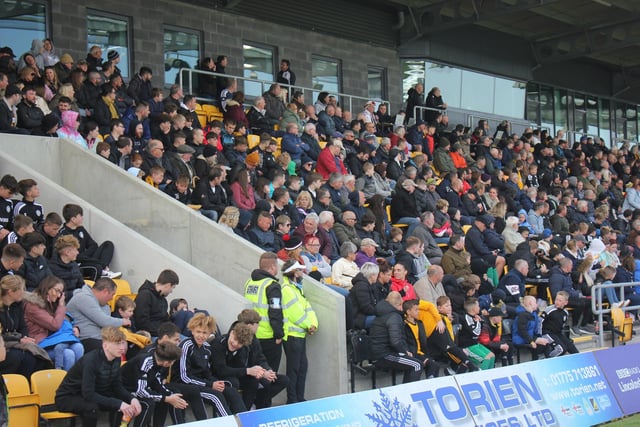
177,67,391,114
590,281,639,348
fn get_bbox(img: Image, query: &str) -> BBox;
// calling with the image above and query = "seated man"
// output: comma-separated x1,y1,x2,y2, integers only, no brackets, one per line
59,203,121,280
465,214,506,278
122,341,208,427
67,277,130,353
55,327,142,427
549,257,594,335
133,269,178,338
368,291,423,384
211,312,288,410
14,178,44,226
497,258,529,317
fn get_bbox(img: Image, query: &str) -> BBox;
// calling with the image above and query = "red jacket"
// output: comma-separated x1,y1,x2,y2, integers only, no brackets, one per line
390,277,417,301
316,147,347,179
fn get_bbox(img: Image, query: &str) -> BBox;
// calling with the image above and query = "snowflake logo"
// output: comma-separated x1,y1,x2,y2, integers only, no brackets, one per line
365,389,418,427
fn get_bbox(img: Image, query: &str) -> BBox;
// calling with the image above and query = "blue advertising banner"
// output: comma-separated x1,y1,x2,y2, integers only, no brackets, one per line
453,352,623,427
236,375,474,427
594,344,640,416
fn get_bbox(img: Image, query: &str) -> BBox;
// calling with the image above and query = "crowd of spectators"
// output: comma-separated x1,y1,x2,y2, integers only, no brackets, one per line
3,38,640,396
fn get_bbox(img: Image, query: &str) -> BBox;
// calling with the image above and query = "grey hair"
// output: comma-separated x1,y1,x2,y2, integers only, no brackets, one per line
305,212,319,225
318,211,333,224
253,96,265,106
360,262,380,280
304,122,316,133
340,241,357,258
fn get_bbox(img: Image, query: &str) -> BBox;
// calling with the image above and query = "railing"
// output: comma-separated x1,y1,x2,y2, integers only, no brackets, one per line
591,281,640,348
412,105,536,137
178,68,391,114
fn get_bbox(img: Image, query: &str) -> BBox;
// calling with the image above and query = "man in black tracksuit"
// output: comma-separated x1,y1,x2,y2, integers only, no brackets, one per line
368,291,423,384
211,318,288,410
541,290,578,354
122,342,207,427
55,327,142,427
133,270,178,337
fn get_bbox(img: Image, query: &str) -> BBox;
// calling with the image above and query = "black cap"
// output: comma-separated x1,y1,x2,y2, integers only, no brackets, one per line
488,307,504,317
0,47,16,58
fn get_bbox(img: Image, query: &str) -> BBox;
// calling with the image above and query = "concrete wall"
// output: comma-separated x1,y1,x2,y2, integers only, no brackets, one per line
0,149,248,330
0,134,348,399
49,0,403,110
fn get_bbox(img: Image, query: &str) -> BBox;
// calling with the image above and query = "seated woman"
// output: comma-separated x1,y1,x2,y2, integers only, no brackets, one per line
300,235,331,280
24,275,83,370
389,262,417,301
331,242,360,295
0,275,45,377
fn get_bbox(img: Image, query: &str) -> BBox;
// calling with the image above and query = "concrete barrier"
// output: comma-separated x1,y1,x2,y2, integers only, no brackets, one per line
0,148,248,330
0,135,348,399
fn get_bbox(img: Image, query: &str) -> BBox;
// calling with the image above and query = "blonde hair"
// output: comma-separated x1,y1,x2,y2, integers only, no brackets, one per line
55,235,80,252
295,191,313,209
219,206,240,228
0,275,25,309
101,326,126,342
187,312,216,333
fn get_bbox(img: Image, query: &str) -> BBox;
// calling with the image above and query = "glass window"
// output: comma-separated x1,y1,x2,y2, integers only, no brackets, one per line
586,96,598,137
553,89,568,136
525,83,540,124
367,66,386,101
0,1,47,61
539,86,554,134
460,70,493,112
626,105,637,142
401,60,426,98
598,99,611,146
614,102,626,142
163,26,200,88
572,94,587,134
425,62,461,109
494,77,526,118
87,11,131,79
312,56,341,104
243,43,275,99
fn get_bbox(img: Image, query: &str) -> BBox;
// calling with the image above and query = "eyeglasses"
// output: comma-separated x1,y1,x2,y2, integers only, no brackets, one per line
283,223,291,227
344,217,356,221
52,288,64,295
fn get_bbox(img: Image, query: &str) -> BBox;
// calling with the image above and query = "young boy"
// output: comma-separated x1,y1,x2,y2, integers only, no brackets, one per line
403,299,439,379
541,290,578,355
55,327,142,427
479,306,513,366
145,165,165,189
163,174,192,205
427,296,477,374
59,203,120,279
0,174,18,239
14,178,44,226
0,214,33,251
458,297,495,370
512,295,550,358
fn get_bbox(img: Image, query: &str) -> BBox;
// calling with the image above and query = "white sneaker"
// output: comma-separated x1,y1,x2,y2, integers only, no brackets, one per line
102,270,122,279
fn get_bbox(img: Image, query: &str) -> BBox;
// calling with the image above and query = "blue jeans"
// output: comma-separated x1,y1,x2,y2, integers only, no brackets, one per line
48,342,84,370
396,217,420,236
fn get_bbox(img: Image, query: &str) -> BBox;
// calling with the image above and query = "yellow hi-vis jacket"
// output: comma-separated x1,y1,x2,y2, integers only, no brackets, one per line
244,275,285,340
281,277,318,339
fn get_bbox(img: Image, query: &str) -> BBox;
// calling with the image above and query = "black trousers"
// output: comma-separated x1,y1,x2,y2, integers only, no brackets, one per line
81,338,103,354
230,373,288,409
568,296,592,326
56,394,122,427
376,353,423,384
135,383,209,427
283,336,308,403
259,338,283,371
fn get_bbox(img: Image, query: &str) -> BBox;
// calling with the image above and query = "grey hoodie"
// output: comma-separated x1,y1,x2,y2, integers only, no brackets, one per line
67,284,123,340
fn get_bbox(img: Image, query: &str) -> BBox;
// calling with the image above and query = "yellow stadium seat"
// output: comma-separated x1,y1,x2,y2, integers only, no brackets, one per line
202,104,223,123
386,205,408,229
4,374,40,427
30,369,79,425
108,279,137,311
247,134,260,149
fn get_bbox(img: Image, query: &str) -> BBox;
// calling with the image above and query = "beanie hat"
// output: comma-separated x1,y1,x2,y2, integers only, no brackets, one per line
60,53,74,64
245,151,260,167
107,50,119,61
